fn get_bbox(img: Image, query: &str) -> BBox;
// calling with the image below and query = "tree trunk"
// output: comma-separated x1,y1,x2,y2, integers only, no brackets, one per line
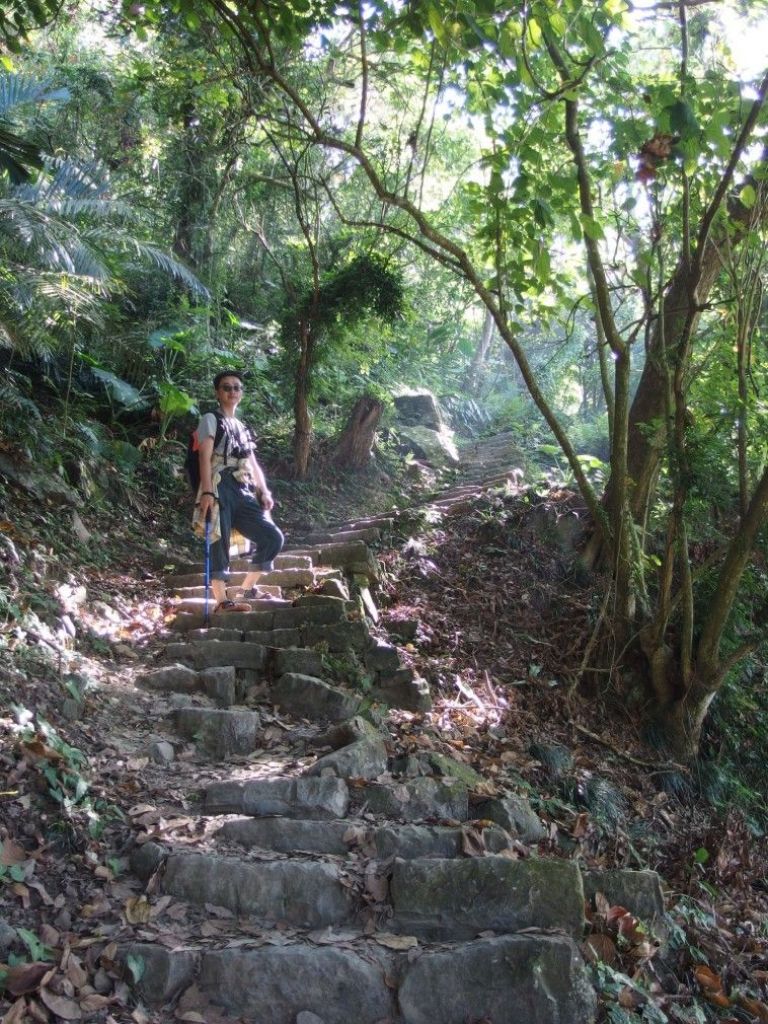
293,317,313,479
622,147,768,523
333,394,384,470
173,101,206,269
465,308,494,391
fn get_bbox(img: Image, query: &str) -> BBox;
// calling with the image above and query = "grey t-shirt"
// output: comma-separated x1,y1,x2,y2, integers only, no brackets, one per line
197,412,254,458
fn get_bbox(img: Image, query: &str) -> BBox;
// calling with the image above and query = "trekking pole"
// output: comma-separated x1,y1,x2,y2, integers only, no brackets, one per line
203,510,212,629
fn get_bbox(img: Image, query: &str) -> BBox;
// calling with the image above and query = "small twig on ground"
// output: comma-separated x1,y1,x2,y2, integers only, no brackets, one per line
569,719,689,773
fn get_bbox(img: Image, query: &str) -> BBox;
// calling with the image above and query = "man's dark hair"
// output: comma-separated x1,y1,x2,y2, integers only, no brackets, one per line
213,369,244,389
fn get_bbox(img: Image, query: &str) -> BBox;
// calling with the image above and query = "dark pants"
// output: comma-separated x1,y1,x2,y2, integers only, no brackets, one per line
210,470,284,580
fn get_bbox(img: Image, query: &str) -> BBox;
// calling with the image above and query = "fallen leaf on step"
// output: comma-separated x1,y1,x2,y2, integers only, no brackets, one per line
0,998,30,1024
3,963,50,997
374,933,419,950
40,988,83,1020
581,934,617,965
735,996,768,1022
124,896,152,924
28,881,54,906
618,986,643,1009
65,956,88,990
79,994,114,1012
694,965,723,993
0,839,27,865
460,826,487,857
204,903,234,919
11,883,30,908
364,868,389,903
149,894,173,918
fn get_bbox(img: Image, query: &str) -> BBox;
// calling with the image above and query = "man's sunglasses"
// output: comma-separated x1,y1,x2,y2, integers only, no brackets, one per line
219,384,243,393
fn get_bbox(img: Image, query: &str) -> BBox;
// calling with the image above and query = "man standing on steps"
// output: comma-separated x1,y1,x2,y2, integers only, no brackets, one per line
192,369,284,613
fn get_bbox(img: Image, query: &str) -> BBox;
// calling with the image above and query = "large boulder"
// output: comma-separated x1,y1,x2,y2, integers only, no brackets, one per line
394,391,445,430
305,735,388,780
396,425,459,468
471,794,546,842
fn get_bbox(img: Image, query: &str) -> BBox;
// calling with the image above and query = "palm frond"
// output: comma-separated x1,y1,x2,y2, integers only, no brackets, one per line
54,196,132,221
36,273,110,312
13,158,131,222
0,311,56,360
0,375,43,419
0,197,111,282
74,421,103,454
0,196,71,256
0,124,41,183
61,238,111,282
0,74,69,118
45,157,111,201
128,242,211,300
0,74,69,183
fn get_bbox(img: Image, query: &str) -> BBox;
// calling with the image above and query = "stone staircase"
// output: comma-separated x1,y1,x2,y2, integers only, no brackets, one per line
122,442,663,1024
408,430,528,521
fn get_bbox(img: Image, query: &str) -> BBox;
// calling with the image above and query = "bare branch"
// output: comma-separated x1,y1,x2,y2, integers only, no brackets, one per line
355,1,368,150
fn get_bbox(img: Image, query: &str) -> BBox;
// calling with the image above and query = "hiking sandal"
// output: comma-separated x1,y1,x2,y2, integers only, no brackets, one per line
240,586,283,602
214,599,251,613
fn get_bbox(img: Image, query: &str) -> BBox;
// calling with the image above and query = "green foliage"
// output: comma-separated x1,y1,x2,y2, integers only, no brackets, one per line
125,953,145,984
320,649,374,692
0,73,68,181
16,928,55,962
282,254,404,352
0,1,62,53
697,661,768,830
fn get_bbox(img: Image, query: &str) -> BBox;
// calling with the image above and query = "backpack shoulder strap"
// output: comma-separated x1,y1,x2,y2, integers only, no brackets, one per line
212,409,226,444
240,419,257,449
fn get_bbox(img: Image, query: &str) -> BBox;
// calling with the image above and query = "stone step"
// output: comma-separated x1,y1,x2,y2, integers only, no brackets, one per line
283,540,380,580
359,777,469,822
123,935,595,1023
138,664,239,706
159,638,430,712
460,469,523,487
272,672,361,722
338,514,397,531
169,596,352,633
305,733,388,778
170,553,314,577
428,485,485,500
165,617,371,654
162,639,268,671
202,776,350,819
390,856,585,940
173,596,293,614
424,497,474,517
159,853,353,928
172,707,262,757
166,566,317,590
220,818,511,859
301,526,383,545
172,584,283,600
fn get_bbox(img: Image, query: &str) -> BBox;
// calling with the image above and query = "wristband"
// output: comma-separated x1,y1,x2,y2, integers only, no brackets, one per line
202,491,215,498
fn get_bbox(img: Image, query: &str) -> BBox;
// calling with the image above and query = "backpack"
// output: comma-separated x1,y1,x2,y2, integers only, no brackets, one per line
184,410,255,492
